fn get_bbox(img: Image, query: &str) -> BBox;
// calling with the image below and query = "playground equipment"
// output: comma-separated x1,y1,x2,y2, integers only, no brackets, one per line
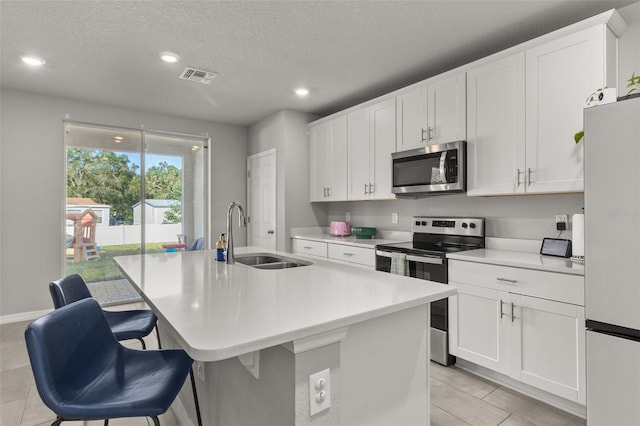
66,209,100,261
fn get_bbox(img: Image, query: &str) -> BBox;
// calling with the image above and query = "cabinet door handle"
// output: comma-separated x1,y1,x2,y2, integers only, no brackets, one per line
516,169,523,187
427,126,434,141
497,277,518,285
364,183,369,195
303,246,313,250
499,299,505,319
511,302,516,322
267,230,274,235
421,128,427,143
327,187,331,197
323,187,327,197
527,168,534,186
369,183,375,194
343,252,354,257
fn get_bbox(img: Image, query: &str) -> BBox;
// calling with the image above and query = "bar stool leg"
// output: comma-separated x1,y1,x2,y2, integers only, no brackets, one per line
190,368,203,426
156,325,162,349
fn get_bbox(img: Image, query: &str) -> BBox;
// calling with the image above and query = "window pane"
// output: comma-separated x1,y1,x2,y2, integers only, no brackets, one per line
64,123,143,290
144,132,206,252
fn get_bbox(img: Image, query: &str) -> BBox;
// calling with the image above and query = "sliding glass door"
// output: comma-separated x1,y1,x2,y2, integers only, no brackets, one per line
64,122,208,291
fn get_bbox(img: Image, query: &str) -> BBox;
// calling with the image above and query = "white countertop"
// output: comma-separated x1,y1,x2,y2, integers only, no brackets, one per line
447,249,585,276
291,231,410,248
115,247,454,361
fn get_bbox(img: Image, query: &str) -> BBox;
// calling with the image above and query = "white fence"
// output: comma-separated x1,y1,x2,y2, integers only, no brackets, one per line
66,223,182,246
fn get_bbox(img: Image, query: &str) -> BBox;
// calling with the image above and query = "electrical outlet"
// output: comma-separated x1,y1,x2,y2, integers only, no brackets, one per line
196,361,205,382
309,368,331,416
346,212,351,222
392,212,399,224
555,214,568,231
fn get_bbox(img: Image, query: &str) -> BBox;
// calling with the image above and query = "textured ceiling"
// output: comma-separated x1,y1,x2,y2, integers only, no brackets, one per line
0,1,635,126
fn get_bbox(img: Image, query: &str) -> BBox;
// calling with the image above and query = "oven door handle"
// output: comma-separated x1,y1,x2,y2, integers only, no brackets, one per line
407,254,444,265
376,250,444,265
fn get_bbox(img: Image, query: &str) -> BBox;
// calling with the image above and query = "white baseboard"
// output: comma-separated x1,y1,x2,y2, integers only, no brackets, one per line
0,308,51,325
456,359,586,419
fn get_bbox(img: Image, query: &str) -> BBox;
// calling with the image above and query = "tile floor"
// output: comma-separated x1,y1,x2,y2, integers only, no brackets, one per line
1,302,585,426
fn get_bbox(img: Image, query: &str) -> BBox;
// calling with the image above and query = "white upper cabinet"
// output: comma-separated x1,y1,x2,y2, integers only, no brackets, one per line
370,99,396,200
396,73,466,152
525,24,615,194
348,99,396,200
309,115,347,201
468,23,618,196
310,10,625,200
396,84,427,151
428,74,467,145
347,107,370,201
467,53,526,196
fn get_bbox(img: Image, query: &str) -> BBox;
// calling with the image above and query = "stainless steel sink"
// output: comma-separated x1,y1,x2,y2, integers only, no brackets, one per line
235,253,312,269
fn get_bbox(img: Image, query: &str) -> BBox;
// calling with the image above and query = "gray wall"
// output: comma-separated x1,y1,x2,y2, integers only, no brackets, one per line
327,194,584,240
248,110,328,252
0,89,247,317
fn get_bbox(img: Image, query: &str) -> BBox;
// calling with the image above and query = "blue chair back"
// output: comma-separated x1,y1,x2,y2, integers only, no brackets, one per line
49,274,92,309
25,298,120,415
189,237,204,251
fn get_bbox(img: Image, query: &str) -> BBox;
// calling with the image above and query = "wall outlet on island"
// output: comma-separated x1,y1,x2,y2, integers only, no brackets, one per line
309,368,331,416
196,361,205,382
346,212,351,222
392,212,399,224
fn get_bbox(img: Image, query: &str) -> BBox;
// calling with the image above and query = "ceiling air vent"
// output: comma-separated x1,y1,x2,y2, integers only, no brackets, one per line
179,67,218,85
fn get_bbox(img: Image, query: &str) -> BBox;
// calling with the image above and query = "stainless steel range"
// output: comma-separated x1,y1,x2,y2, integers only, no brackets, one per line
375,217,485,366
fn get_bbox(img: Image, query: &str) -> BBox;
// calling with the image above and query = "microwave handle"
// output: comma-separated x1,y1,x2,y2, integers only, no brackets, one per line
439,151,448,184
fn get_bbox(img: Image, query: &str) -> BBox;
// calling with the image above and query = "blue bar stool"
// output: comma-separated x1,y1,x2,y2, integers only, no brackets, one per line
25,298,202,426
49,274,160,349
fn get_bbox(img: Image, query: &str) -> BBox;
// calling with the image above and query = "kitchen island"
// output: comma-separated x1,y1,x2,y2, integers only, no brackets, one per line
115,247,455,426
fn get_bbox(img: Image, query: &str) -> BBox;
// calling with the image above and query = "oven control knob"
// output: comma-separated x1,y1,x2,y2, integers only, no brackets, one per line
462,223,468,229
470,223,476,229
421,221,427,226
415,221,421,226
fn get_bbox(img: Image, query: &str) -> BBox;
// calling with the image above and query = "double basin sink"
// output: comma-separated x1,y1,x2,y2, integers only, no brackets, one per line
234,253,312,270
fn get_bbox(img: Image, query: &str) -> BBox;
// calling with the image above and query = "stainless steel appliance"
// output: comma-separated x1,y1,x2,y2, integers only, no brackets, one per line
584,98,640,425
375,216,485,365
391,141,466,197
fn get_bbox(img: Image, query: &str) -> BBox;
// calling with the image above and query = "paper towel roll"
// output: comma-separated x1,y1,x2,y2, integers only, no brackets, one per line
572,214,585,258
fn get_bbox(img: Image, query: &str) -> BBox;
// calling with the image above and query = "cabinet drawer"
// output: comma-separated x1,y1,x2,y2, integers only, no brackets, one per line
449,260,584,306
328,243,375,267
292,239,327,258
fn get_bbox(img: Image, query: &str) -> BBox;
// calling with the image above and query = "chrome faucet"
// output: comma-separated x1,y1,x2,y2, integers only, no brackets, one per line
225,201,246,264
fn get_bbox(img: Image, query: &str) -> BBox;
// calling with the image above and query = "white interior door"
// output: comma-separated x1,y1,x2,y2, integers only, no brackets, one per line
247,149,276,250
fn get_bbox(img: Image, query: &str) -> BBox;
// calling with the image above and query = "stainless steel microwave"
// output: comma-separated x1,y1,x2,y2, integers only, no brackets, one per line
391,140,466,197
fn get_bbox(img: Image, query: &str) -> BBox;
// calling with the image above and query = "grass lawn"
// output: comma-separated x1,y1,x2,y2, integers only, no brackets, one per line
66,243,166,282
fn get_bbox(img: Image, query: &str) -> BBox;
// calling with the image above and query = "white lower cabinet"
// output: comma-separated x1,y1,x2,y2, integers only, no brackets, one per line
292,238,375,269
449,260,585,404
510,294,585,404
291,239,327,259
327,244,376,268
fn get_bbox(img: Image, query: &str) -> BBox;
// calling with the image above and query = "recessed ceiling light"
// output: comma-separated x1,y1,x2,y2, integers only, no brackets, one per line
159,52,180,64
295,88,310,97
21,55,46,66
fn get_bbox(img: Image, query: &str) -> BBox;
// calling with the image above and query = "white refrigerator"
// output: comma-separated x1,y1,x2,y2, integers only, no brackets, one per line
584,97,640,425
